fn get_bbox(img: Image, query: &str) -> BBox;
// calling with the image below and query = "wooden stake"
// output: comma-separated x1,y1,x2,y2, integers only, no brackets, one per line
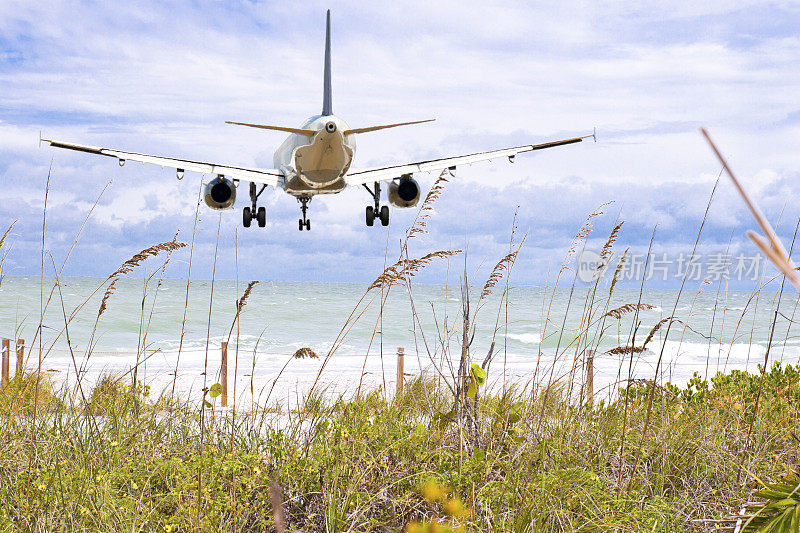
1,339,9,386
221,341,228,407
16,339,24,376
585,349,594,405
396,347,404,396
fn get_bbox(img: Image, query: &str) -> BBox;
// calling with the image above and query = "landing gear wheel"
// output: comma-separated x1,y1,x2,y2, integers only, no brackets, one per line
380,205,389,226
243,207,252,228
305,219,311,230
366,206,375,227
298,219,304,231
257,206,266,227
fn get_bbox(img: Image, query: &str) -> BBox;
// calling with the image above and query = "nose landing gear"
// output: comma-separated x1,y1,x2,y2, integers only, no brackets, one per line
298,196,311,231
243,182,267,228
363,182,389,227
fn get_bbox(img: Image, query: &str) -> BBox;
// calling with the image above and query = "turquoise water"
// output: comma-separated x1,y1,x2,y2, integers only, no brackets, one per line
0,276,797,405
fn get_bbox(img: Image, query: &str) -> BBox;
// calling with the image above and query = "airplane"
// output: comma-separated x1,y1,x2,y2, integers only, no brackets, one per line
42,10,593,231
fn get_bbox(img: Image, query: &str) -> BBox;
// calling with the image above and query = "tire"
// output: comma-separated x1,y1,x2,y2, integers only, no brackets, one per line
257,206,266,227
380,205,389,226
305,219,311,231
366,206,375,227
243,207,252,228
298,219,304,231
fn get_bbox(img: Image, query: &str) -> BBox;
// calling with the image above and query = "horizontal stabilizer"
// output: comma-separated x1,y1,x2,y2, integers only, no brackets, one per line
225,121,317,137
343,119,435,135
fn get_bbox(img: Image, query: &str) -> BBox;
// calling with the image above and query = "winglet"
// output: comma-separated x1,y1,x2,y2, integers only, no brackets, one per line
322,9,333,116
592,127,597,142
39,130,42,148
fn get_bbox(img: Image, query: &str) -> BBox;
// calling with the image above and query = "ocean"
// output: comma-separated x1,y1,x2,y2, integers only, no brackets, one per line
0,276,796,407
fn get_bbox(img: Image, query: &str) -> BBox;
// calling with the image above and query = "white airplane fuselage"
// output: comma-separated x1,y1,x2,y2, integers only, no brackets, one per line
273,115,357,197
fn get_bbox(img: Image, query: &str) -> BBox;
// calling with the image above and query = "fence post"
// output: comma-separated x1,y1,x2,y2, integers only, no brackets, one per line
585,349,594,405
396,347,404,396
1,339,9,386
221,341,228,407
16,339,24,376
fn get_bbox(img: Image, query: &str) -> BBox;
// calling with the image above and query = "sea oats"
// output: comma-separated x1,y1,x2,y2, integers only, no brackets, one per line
604,303,656,320
98,235,187,317
480,237,526,301
293,347,319,359
407,169,449,240
600,221,624,262
368,249,461,291
237,280,260,313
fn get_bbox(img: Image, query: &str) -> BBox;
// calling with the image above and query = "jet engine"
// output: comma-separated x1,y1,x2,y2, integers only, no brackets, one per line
204,176,237,210
388,175,420,208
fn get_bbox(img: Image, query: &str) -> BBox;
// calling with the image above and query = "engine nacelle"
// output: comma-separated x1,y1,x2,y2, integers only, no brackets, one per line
204,176,237,210
388,175,420,208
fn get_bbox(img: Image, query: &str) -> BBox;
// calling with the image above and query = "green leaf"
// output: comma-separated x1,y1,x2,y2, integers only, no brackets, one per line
508,402,525,424
433,410,455,430
467,381,477,399
209,383,223,398
203,400,212,408
470,363,487,385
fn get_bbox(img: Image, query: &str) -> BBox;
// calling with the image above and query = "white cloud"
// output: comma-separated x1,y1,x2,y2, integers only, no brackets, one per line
1,0,798,283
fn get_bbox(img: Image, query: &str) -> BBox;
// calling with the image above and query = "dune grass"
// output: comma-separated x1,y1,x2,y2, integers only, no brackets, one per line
0,365,797,532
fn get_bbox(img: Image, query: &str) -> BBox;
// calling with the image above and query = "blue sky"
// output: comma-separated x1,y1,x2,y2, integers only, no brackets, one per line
1,1,799,286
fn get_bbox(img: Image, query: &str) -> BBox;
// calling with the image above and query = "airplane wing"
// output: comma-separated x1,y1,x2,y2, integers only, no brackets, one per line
345,133,593,186
42,139,284,187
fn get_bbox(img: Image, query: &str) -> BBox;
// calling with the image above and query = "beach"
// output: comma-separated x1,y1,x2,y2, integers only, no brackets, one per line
1,275,793,406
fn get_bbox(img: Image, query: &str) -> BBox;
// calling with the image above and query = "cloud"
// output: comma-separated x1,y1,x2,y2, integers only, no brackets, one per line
1,0,799,287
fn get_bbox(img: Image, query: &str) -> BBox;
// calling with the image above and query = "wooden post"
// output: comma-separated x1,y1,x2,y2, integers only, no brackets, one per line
396,347,404,396
221,341,228,407
1,339,9,386
16,339,24,376
585,349,594,405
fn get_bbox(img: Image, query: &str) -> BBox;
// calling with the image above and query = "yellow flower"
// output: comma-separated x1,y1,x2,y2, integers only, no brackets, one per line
405,522,423,533
253,467,261,476
734,403,742,410
110,440,119,447
131,481,139,491
421,480,446,502
37,484,46,491
443,497,467,518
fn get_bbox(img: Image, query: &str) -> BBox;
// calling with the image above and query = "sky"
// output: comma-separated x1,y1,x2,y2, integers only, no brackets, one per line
1,1,799,287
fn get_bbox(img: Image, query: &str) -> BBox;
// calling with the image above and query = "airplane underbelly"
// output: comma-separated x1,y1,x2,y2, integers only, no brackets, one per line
284,175,347,196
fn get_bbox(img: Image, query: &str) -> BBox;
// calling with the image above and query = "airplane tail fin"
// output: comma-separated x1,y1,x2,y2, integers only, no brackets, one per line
322,9,333,116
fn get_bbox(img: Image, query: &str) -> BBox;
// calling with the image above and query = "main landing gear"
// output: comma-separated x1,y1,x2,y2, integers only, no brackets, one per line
243,182,266,228
363,182,389,227
298,196,311,231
